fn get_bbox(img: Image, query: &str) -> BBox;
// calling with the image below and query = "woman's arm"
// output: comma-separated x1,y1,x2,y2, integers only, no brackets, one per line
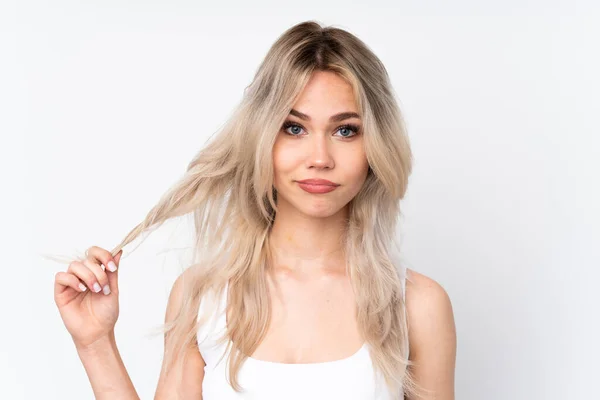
405,269,457,400
53,247,139,399
74,271,205,399
75,332,140,399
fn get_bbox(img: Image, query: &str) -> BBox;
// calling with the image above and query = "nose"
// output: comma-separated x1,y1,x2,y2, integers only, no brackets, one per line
305,133,335,169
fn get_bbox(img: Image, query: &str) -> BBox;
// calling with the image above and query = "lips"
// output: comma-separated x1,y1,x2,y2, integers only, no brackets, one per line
296,179,339,186
295,179,340,194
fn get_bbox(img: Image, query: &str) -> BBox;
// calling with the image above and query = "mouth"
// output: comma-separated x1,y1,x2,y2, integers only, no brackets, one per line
295,179,340,194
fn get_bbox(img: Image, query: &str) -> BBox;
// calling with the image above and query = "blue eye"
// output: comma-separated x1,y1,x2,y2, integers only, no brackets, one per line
337,125,360,138
283,123,304,136
281,121,361,139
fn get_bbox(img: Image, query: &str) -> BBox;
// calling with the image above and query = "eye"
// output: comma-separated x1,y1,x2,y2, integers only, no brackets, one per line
281,121,361,139
282,121,305,136
335,124,360,139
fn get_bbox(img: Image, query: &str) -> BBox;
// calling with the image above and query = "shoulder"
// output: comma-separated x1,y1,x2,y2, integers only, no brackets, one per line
166,270,191,317
404,268,456,359
165,269,207,340
402,268,456,398
155,270,206,398
404,268,452,308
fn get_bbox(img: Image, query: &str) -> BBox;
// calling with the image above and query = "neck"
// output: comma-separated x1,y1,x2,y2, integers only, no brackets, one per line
267,199,349,275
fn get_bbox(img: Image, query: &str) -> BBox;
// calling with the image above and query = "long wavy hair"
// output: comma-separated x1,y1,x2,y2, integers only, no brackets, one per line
52,20,425,399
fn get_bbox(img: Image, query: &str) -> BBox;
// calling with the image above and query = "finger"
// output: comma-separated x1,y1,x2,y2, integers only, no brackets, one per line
54,271,88,297
86,246,121,273
82,258,111,295
113,249,123,266
106,251,121,294
68,261,103,293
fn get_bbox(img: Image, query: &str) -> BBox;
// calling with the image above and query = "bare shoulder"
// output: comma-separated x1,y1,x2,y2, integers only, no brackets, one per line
154,270,206,399
163,270,194,332
405,268,453,311
404,267,456,345
403,268,456,399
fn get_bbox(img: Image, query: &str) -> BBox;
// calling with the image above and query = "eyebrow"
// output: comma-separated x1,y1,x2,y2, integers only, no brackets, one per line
289,109,361,123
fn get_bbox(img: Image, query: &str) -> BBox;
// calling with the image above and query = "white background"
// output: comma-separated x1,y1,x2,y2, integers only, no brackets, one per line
2,1,599,399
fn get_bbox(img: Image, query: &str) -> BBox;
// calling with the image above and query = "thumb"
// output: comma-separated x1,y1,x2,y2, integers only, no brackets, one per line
113,249,123,266
107,249,122,293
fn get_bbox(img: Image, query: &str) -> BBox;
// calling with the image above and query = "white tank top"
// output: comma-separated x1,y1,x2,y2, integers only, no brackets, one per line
196,267,408,399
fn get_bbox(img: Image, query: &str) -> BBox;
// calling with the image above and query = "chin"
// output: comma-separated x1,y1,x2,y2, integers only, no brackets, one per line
301,209,339,219
296,200,348,219
274,186,350,219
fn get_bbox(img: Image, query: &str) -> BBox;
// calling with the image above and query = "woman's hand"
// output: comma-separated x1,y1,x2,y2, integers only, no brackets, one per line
54,246,123,349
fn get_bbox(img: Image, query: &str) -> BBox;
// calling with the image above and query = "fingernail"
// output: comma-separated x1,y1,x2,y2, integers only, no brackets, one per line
103,284,111,295
93,282,101,293
107,261,117,272
78,283,87,292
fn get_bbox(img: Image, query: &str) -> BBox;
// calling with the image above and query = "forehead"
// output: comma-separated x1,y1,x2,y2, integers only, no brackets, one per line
291,71,358,118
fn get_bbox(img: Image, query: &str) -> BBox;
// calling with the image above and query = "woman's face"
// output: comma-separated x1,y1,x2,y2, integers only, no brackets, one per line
272,70,369,218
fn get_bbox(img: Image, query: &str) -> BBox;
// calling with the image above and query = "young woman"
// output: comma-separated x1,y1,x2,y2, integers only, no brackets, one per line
53,21,456,399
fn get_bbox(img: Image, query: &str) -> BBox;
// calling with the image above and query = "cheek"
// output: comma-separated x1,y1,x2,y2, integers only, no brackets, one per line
346,146,369,175
352,164,369,190
272,142,296,191
346,150,370,191
272,142,298,174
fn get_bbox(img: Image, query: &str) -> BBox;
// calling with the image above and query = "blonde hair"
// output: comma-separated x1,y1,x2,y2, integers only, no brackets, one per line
53,20,427,399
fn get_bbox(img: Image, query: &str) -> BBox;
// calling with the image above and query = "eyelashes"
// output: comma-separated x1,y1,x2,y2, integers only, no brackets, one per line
281,121,361,139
